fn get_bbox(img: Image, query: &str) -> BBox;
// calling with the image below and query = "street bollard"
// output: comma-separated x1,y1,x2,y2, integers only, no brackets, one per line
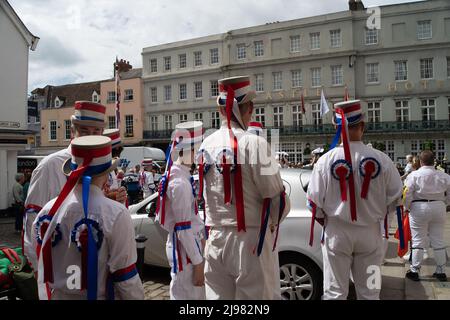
135,234,148,282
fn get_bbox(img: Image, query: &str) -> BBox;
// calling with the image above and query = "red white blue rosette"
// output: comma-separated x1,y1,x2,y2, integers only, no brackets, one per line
331,159,352,201
71,218,103,251
359,157,381,198
35,215,62,247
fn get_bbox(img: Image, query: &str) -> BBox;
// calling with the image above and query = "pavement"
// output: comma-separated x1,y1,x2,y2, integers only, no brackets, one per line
1,212,449,300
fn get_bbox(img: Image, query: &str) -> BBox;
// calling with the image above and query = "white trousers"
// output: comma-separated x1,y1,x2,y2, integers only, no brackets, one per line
166,234,206,300
322,217,383,300
409,201,447,274
204,226,280,300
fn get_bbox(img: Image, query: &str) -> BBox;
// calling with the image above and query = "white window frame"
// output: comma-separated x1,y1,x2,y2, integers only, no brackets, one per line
164,115,173,130
210,48,219,64
54,97,61,108
64,119,71,140
150,116,158,131
273,106,284,127
194,51,202,67
330,29,341,48
290,35,301,53
292,105,302,126
179,83,187,101
395,100,409,122
150,87,157,103
421,99,435,121
164,56,171,71
367,101,381,123
254,40,264,57
194,112,203,122
272,72,282,91
179,114,188,123
211,111,220,129
310,32,320,50
417,20,432,40
365,28,378,45
366,63,379,84
385,140,395,161
124,89,134,101
312,103,322,125
291,70,302,88
164,85,172,102
150,59,157,73
311,68,321,88
331,65,343,86
420,58,434,79
194,81,203,99
255,74,264,92
92,91,99,103
394,60,408,81
255,107,265,127
49,120,57,141
237,44,246,60
179,53,187,69
108,116,115,129
107,91,116,103
125,115,134,137
210,80,219,97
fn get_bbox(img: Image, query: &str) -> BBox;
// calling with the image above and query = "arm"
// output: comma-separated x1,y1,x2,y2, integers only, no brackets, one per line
403,175,415,212
385,159,403,208
306,162,326,221
168,181,203,266
108,208,144,300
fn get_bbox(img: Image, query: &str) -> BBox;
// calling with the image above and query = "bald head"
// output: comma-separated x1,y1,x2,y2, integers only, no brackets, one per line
419,150,434,166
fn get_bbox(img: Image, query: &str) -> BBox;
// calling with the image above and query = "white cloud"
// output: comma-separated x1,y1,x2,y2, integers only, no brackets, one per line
8,0,424,92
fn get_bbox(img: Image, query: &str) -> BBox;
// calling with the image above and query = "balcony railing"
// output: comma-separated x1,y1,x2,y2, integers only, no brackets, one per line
144,120,450,140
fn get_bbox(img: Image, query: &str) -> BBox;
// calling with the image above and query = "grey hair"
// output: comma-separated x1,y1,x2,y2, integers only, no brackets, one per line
15,173,24,182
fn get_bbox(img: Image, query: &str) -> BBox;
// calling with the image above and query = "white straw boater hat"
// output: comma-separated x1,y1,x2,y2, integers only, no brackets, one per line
217,76,256,130
63,135,119,177
156,121,204,228
71,101,106,128
141,158,153,168
332,99,364,127
102,128,122,149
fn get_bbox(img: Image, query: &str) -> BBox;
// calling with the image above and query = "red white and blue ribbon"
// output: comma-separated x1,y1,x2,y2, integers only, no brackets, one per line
254,198,271,256
396,205,405,250
272,191,286,252
331,159,352,202
156,140,176,226
106,264,138,300
307,198,325,247
172,221,192,274
359,157,381,199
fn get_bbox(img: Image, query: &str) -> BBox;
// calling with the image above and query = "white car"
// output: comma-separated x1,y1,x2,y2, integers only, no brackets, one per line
130,168,324,300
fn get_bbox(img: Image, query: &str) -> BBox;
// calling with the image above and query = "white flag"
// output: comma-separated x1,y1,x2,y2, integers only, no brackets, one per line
320,89,329,117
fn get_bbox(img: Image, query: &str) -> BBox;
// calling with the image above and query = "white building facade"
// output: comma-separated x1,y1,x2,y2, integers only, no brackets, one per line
0,0,38,210
142,0,450,166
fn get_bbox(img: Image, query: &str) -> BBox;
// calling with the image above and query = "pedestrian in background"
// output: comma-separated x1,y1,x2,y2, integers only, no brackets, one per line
12,173,25,233
403,150,450,282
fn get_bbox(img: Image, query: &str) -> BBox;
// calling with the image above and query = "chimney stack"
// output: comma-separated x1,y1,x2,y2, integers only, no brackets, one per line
349,0,365,11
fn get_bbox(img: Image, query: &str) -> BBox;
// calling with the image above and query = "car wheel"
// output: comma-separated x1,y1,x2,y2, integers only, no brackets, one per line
279,252,323,300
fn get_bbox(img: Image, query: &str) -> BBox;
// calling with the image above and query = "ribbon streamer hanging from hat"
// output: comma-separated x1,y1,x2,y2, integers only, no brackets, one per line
220,82,248,232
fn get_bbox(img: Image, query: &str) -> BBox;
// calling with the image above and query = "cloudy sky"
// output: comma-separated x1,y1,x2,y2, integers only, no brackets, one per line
9,0,423,92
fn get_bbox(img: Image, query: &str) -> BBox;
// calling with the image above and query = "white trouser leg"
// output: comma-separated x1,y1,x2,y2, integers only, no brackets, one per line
352,222,383,300
428,202,447,274
322,219,352,300
204,227,279,300
409,204,431,273
166,235,205,300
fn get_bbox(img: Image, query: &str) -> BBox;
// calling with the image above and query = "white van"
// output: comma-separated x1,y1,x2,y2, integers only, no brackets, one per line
119,146,166,170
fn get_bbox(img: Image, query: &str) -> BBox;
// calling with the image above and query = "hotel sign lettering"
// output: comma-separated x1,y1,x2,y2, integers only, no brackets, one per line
0,121,21,128
387,79,448,93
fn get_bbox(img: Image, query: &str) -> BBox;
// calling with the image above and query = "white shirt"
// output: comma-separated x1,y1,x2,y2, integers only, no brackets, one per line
307,141,403,226
404,163,413,175
199,121,290,228
404,166,450,211
28,184,144,300
24,147,71,264
160,164,204,265
141,171,155,192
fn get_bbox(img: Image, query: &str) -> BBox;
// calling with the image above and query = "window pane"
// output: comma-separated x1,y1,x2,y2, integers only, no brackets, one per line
254,41,264,57
290,35,301,52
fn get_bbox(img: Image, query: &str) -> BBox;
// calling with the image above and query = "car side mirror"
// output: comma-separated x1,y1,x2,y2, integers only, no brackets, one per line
146,202,156,217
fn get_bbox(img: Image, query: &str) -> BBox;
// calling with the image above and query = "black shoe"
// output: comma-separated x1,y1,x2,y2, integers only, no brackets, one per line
406,270,420,281
433,273,447,282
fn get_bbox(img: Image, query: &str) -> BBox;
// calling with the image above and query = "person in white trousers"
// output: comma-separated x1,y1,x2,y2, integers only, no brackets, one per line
404,150,450,282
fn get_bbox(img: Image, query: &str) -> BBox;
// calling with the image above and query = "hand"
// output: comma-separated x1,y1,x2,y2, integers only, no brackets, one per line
115,187,128,204
193,261,205,287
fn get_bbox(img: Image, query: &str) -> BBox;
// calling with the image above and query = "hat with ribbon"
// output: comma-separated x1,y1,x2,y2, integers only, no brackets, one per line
247,121,263,136
102,129,122,149
71,101,106,128
38,136,118,300
217,76,256,130
156,121,203,228
141,158,153,168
